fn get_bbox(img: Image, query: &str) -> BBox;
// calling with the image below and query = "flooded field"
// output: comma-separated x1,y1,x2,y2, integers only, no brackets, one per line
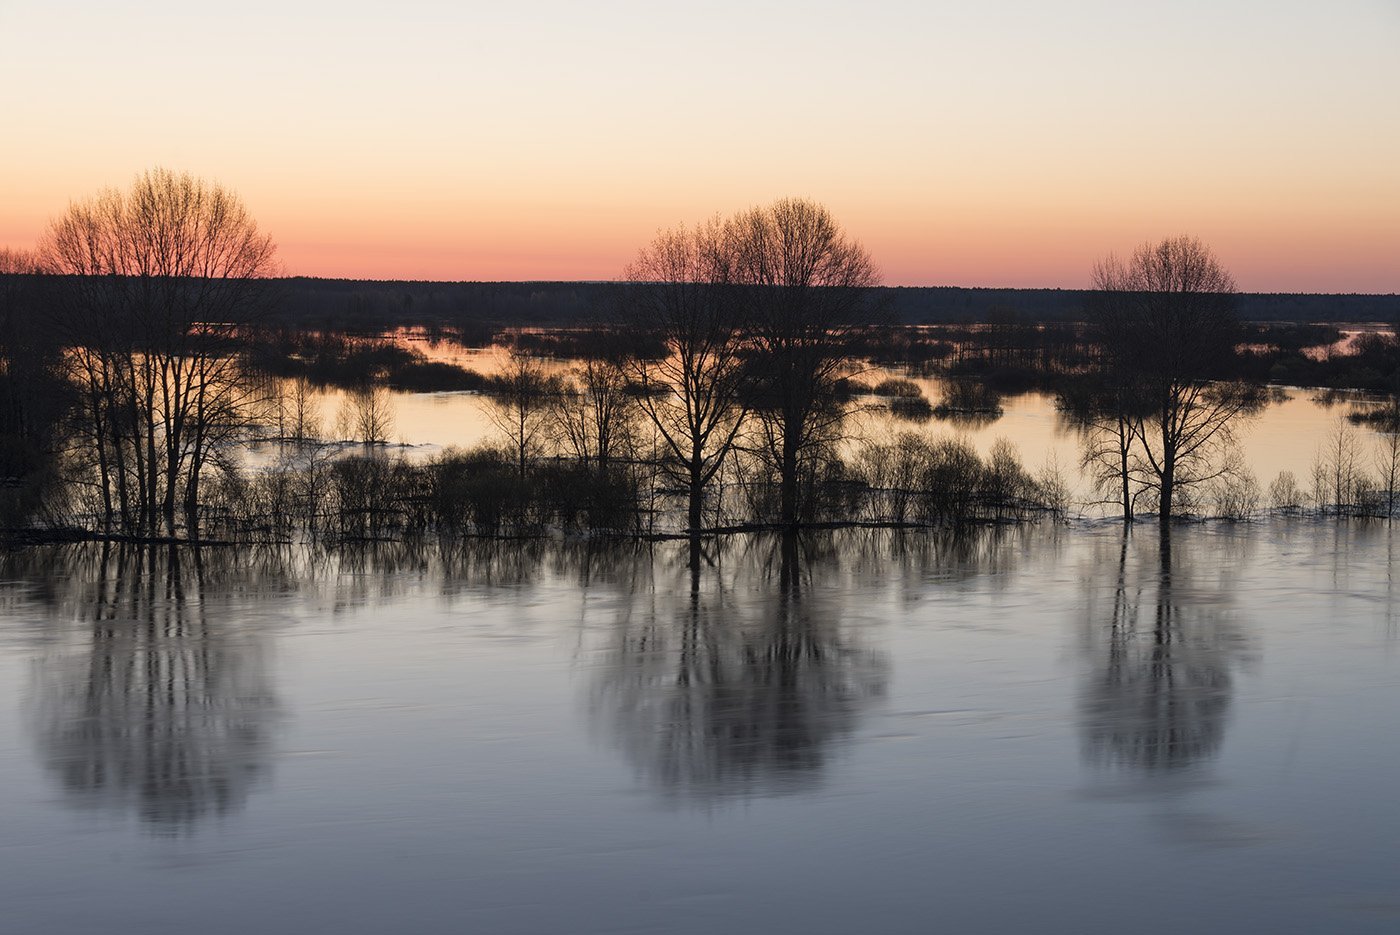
300,359,1387,515
0,521,1397,934
4,335,1398,932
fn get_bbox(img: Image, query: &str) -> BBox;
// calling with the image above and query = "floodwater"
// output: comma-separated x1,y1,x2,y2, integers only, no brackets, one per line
306,367,1384,511
1,521,1398,934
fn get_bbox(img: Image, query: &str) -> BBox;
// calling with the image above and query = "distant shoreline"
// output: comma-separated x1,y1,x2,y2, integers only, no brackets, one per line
261,278,1400,327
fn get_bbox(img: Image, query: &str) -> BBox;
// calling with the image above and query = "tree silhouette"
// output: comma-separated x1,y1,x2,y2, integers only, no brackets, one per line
39,168,277,538
487,347,561,481
622,220,749,533
731,199,880,527
1089,236,1249,521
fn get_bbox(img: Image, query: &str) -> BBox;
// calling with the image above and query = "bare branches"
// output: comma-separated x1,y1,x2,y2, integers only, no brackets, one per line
619,198,880,530
1087,235,1245,521
621,219,749,532
730,198,880,527
37,168,277,538
487,348,563,481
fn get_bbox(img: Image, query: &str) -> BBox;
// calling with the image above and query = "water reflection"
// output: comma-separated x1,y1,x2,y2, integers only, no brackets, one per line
595,535,888,803
304,536,649,610
1080,529,1243,774
25,545,281,833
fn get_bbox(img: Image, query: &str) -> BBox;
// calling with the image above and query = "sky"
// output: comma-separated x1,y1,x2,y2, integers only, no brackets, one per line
1,0,1396,292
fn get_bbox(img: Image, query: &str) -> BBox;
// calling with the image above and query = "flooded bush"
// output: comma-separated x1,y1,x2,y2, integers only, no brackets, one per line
318,447,645,540
870,378,923,399
532,461,642,533
890,397,933,422
1208,469,1261,520
330,455,426,541
726,445,861,528
916,437,987,524
337,385,397,444
0,439,68,537
853,434,1054,527
422,447,522,533
386,361,491,393
1374,433,1400,518
1266,471,1305,512
855,433,933,524
980,439,1038,520
833,377,872,398
869,379,934,422
248,330,489,394
935,378,1003,415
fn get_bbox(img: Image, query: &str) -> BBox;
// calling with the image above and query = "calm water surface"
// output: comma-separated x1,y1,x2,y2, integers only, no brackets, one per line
0,521,1397,933
306,367,1382,513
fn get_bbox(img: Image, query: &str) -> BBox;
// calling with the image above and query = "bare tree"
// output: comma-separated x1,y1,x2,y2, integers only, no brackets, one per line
38,168,277,538
551,350,636,476
728,198,880,528
622,220,749,533
1375,429,1400,518
488,348,560,480
344,384,395,446
1077,395,1147,521
1266,470,1304,512
1090,236,1248,521
275,375,322,444
0,247,39,274
1312,418,1369,514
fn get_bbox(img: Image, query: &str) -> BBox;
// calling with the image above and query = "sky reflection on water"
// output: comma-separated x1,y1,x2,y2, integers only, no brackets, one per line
300,365,1388,521
0,522,1397,933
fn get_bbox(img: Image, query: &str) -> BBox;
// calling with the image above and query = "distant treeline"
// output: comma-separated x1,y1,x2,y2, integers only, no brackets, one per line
127,277,1400,331
5,273,1397,333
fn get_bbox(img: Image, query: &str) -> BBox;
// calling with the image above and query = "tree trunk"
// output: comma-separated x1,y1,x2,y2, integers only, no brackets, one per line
687,483,703,534
1118,410,1133,523
1159,457,1174,522
779,435,799,529
184,454,202,543
1158,400,1175,522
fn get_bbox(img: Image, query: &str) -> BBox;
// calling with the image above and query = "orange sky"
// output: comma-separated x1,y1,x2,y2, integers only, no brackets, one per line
2,0,1396,292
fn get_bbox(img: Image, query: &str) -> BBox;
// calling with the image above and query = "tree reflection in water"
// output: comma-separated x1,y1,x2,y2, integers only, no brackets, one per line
26,545,280,833
594,533,888,803
1081,528,1243,774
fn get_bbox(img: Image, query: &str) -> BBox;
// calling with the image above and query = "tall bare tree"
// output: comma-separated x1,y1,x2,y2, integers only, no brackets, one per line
1090,236,1248,522
728,198,879,528
39,168,277,538
622,220,749,533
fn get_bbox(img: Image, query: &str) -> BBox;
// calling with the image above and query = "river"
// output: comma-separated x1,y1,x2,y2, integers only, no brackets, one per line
0,520,1396,933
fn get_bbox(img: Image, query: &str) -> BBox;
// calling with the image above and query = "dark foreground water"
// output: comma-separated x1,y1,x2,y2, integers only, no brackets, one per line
0,521,1397,934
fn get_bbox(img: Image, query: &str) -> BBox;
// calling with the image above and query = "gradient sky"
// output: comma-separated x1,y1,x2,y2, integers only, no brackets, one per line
1,0,1396,291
